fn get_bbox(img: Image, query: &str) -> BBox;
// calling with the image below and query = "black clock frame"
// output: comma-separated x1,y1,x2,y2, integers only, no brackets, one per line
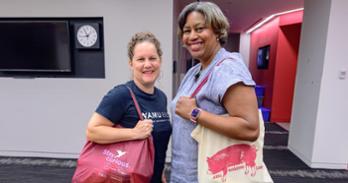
74,23,100,49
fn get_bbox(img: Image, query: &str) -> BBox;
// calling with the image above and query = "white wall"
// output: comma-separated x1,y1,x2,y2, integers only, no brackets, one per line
239,33,251,66
289,0,348,169
312,0,348,168
0,0,173,159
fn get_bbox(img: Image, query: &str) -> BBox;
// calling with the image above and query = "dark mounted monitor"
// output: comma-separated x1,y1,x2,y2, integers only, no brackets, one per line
257,45,270,70
0,20,71,72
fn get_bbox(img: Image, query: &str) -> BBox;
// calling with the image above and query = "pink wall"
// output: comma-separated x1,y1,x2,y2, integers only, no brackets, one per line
249,18,280,109
272,24,301,121
249,11,303,122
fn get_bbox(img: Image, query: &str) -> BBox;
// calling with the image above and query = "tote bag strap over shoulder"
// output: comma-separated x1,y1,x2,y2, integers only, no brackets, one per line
126,86,144,121
190,57,233,98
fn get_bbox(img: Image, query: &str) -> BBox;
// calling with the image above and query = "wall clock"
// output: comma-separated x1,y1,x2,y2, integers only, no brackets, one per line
75,23,100,49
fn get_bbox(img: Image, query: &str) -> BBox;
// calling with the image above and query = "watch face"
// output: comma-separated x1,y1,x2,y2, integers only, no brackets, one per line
191,108,200,118
76,25,98,48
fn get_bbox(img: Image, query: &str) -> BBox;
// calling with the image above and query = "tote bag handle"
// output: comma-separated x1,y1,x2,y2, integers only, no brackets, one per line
190,57,232,98
126,86,144,121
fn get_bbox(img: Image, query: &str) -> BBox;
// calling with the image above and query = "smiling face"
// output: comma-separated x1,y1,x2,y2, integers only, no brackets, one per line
182,11,221,65
129,41,161,91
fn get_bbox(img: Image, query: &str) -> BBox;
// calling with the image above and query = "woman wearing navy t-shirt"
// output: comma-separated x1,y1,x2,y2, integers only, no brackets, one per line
86,32,172,183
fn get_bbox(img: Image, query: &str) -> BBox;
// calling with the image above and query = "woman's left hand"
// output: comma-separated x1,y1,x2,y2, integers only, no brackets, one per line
175,96,197,120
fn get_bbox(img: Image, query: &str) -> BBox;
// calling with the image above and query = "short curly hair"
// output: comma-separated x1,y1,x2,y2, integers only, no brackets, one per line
177,2,230,45
127,32,162,60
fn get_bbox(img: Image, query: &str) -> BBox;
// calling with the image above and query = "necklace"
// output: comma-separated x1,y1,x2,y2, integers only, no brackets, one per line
194,69,201,81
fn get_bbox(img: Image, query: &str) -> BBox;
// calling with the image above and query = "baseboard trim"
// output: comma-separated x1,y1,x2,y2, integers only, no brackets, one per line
288,145,348,169
0,156,77,168
0,150,79,159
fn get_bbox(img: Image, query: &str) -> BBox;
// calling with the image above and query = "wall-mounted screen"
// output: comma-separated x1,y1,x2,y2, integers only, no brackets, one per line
257,45,270,70
0,20,71,72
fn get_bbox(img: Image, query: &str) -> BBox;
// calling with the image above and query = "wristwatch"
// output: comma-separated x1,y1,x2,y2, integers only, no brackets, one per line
190,108,202,123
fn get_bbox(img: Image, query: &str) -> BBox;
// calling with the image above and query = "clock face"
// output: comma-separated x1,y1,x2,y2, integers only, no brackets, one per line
76,25,98,48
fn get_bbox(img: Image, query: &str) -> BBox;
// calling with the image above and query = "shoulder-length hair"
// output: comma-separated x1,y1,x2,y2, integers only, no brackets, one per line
177,1,230,45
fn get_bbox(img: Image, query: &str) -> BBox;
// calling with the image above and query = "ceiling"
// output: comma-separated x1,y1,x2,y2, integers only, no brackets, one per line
175,0,304,33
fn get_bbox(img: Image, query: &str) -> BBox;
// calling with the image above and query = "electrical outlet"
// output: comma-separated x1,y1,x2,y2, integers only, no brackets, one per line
338,69,346,80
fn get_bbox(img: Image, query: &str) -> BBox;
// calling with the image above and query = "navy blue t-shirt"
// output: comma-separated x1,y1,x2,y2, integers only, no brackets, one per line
96,80,172,183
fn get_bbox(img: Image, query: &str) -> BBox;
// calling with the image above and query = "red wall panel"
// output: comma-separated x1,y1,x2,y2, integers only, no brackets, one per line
272,24,301,121
249,11,303,122
249,18,280,109
279,11,303,26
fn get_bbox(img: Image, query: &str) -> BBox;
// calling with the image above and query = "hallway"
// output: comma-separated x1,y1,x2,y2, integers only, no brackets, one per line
0,123,347,182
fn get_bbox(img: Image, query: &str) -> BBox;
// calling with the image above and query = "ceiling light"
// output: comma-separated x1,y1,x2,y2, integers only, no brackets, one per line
246,8,304,34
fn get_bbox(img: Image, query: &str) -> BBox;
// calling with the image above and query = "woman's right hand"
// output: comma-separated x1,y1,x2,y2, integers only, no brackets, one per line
133,119,153,139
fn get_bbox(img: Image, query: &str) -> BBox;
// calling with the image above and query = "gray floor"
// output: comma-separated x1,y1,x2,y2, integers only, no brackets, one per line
1,123,348,183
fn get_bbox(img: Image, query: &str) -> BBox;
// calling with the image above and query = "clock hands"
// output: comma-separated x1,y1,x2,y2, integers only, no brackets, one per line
77,24,98,48
79,27,91,38
83,28,89,37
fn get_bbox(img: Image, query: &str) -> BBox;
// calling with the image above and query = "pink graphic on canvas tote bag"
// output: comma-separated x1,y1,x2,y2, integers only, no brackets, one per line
207,144,258,177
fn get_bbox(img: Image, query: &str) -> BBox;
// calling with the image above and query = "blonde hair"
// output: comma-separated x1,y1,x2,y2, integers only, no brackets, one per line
127,32,162,60
177,2,230,45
